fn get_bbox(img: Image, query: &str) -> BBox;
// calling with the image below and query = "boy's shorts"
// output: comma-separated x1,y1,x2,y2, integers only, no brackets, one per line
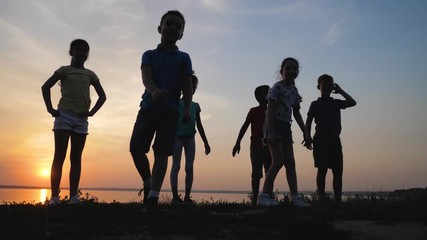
250,146,272,179
313,137,343,170
53,109,89,134
130,108,179,156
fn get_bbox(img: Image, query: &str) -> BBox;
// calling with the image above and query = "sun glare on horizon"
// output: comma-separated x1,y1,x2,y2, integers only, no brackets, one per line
40,169,50,178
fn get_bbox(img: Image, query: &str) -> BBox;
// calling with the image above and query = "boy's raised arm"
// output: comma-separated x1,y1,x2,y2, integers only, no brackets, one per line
335,83,356,108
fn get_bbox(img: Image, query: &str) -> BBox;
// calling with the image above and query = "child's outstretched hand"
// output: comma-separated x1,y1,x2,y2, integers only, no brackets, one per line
301,133,313,150
204,143,211,155
232,144,240,157
302,138,313,150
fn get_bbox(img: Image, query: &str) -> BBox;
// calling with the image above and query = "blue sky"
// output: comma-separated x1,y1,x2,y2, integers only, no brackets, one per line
1,0,426,192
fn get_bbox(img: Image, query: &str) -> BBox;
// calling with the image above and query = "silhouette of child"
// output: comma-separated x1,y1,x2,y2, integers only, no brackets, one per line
129,10,193,211
305,74,356,203
232,85,271,204
257,57,310,208
41,39,106,205
170,73,211,204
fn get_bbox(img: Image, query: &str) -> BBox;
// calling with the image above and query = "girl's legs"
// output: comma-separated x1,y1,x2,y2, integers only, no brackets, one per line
50,130,71,198
283,143,310,207
69,132,87,198
316,167,328,199
261,142,284,196
171,138,183,199
282,143,298,196
184,137,195,199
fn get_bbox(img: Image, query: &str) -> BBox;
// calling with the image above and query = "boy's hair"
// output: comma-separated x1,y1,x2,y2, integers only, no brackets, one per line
160,10,185,30
70,39,90,52
318,74,334,85
254,85,269,103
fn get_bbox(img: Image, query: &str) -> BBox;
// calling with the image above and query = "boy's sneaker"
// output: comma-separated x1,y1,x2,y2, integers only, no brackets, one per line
49,196,60,205
69,195,81,204
144,197,158,212
257,193,280,206
183,196,194,204
291,195,311,208
172,195,183,205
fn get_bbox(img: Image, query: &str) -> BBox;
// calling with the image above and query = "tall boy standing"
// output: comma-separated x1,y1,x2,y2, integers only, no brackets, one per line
130,10,193,210
305,74,356,203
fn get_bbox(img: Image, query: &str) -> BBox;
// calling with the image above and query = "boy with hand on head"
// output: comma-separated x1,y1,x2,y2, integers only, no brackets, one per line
232,85,271,205
130,10,193,211
305,74,356,203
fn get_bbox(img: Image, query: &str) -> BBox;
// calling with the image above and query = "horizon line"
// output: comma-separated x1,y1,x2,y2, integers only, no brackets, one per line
0,184,407,194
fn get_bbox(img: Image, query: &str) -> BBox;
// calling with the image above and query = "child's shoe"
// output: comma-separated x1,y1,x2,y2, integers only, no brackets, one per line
69,195,81,204
291,195,311,208
49,196,60,205
257,193,280,206
183,196,194,204
171,195,183,205
144,197,158,212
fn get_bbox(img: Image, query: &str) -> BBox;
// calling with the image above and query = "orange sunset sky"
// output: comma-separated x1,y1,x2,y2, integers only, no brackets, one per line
1,0,426,193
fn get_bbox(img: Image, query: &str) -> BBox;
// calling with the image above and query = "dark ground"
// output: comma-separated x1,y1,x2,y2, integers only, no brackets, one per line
1,189,427,240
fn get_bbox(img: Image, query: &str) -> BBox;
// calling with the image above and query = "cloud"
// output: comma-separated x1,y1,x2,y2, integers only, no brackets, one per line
321,18,346,45
201,0,229,12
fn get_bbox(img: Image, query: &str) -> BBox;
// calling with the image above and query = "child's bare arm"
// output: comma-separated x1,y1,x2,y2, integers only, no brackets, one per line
334,83,356,108
293,106,310,146
304,115,314,150
141,66,167,103
86,80,107,117
196,113,210,155
41,72,61,117
232,119,250,156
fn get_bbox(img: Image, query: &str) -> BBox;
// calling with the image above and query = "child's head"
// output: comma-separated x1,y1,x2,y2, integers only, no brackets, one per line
317,74,334,97
158,10,185,42
280,57,299,83
191,72,198,95
69,39,90,63
254,85,269,105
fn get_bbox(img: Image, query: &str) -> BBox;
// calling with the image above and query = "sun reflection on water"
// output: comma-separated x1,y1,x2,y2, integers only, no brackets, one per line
39,189,48,203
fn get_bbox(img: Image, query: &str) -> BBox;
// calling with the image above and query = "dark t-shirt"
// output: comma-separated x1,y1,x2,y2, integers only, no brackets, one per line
247,105,267,148
140,44,192,110
307,97,347,140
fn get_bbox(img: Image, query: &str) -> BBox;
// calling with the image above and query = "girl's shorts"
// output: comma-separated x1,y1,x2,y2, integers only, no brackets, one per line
263,120,293,145
53,109,89,134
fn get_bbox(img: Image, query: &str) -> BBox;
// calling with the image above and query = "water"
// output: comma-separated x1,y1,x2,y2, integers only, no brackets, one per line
0,186,388,204
0,186,252,204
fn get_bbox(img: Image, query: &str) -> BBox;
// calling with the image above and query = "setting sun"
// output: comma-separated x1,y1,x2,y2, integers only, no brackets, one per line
40,169,50,178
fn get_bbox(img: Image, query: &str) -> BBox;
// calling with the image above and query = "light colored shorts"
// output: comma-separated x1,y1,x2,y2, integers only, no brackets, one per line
53,109,89,134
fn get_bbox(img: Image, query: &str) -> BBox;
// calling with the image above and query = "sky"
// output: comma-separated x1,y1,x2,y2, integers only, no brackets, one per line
1,0,426,193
